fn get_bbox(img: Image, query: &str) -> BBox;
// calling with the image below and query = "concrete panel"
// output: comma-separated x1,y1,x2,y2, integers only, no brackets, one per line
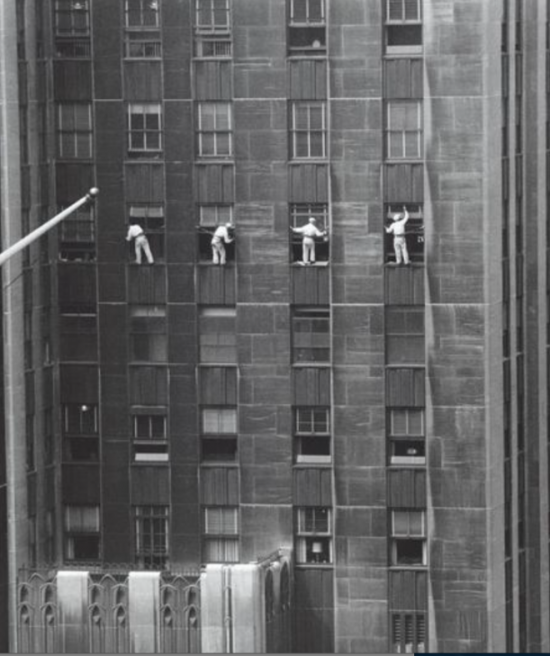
57,571,89,653
128,572,161,654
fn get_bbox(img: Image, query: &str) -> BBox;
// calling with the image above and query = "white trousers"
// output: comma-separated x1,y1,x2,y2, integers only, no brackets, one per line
135,235,154,264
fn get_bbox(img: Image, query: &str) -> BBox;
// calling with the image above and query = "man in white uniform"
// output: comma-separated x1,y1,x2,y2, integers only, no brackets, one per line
211,223,234,265
126,223,154,264
385,206,410,265
291,217,327,265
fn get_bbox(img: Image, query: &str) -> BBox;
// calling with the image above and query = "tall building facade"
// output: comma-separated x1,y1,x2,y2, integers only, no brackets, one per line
0,0,549,652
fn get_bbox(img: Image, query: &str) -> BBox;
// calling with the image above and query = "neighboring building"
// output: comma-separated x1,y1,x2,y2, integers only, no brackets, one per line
0,0,549,653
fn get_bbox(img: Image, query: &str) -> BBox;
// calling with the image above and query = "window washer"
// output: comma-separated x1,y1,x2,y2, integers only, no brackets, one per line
385,206,410,265
290,217,327,265
211,223,234,265
126,222,154,264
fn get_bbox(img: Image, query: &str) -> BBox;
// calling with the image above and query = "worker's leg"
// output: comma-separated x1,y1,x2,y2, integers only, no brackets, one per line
142,238,154,264
212,243,219,264
393,238,402,264
401,240,410,265
135,240,142,264
219,244,226,265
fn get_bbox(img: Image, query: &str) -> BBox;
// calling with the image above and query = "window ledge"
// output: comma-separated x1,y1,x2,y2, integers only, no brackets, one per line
291,261,329,267
294,563,333,569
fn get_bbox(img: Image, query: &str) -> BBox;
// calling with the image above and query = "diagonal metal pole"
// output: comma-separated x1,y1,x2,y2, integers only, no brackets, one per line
0,188,99,267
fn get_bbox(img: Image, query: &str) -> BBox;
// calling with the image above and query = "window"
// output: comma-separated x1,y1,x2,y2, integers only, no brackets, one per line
59,204,96,261
386,101,422,159
125,0,159,27
197,102,232,157
124,0,161,58
288,0,326,55
203,506,239,563
197,205,234,261
127,103,162,157
60,311,97,361
385,204,424,263
134,505,169,569
130,305,167,362
295,407,331,463
195,0,230,33
386,307,424,365
57,103,92,159
290,102,327,159
201,407,237,462
133,412,166,439
391,510,426,566
64,505,100,561
202,407,237,434
128,205,165,260
132,410,168,462
62,403,98,434
385,0,422,54
391,613,426,653
292,308,330,363
54,0,90,36
295,507,332,564
199,308,237,363
388,408,425,465
290,203,329,264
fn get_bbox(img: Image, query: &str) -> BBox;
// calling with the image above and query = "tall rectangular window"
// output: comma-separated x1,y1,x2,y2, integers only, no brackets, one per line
127,103,162,157
391,510,426,566
295,407,331,463
195,0,231,56
134,505,169,569
124,0,161,58
388,408,425,465
57,103,93,159
385,0,422,54
386,307,424,365
203,506,239,562
199,307,237,363
295,507,332,564
59,204,96,261
290,102,327,159
130,305,167,362
132,409,168,462
197,102,232,157
197,205,234,261
386,101,422,159
54,0,90,36
288,0,326,55
292,308,330,363
290,203,329,263
195,0,231,33
62,403,98,434
384,203,424,263
64,505,100,561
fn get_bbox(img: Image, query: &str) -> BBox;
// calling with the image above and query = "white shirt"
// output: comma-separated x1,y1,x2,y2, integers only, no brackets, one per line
126,225,145,240
386,212,409,237
294,223,325,238
212,226,233,244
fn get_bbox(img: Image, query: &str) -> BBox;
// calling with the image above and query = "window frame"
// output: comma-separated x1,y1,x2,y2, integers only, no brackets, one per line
390,509,427,567
386,100,423,160
54,0,90,37
199,307,237,363
295,506,333,565
197,205,235,262
201,406,238,435
59,203,96,262
292,308,331,364
127,103,163,157
56,103,93,160
295,407,331,463
195,0,231,34
64,504,100,562
384,203,424,264
134,505,169,570
391,612,426,654
202,506,240,563
62,403,98,435
290,101,327,159
385,306,425,366
289,203,329,264
196,102,233,158
124,0,161,59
